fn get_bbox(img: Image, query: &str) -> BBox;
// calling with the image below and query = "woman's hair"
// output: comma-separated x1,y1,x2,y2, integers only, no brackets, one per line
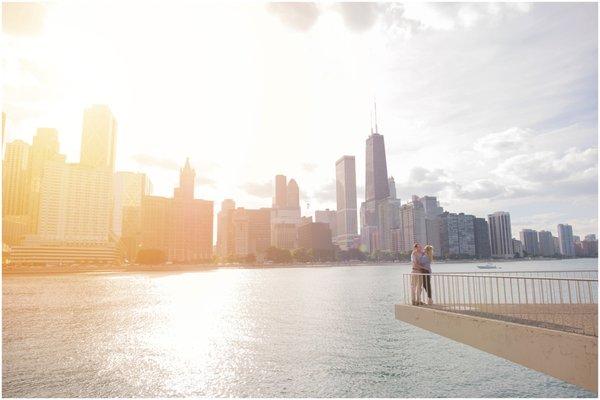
424,245,434,261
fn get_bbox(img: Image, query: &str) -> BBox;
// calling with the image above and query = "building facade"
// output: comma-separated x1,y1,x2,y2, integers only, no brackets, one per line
439,212,476,258
488,211,514,258
80,105,117,171
537,230,555,257
315,209,337,238
519,229,539,256
335,155,358,249
140,159,213,262
3,140,30,217
557,224,575,256
473,217,491,259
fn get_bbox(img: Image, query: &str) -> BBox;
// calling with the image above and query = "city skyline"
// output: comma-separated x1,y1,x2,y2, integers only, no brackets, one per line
2,2,597,237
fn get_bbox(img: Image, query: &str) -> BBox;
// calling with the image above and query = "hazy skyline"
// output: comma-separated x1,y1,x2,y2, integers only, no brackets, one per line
2,2,597,237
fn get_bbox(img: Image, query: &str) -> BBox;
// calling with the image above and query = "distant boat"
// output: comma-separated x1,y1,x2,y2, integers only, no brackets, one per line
477,264,498,269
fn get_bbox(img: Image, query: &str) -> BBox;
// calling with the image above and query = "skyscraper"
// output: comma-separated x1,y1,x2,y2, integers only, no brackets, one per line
473,217,491,259
80,105,117,171
557,224,575,256
315,209,337,238
388,177,397,200
232,207,271,258
538,230,555,257
398,201,427,253
37,160,112,243
140,159,213,262
361,120,391,252
519,229,539,256
439,212,476,257
274,174,287,209
112,171,151,237
27,128,65,234
365,132,389,202
217,199,236,258
286,178,300,209
335,155,358,249
488,211,514,258
3,140,30,216
271,175,301,249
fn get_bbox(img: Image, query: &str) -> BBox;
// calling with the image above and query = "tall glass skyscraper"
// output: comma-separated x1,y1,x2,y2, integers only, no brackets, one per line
335,155,358,249
80,105,117,171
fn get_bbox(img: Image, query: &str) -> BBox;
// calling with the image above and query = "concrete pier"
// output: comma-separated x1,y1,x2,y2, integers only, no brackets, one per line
395,304,598,393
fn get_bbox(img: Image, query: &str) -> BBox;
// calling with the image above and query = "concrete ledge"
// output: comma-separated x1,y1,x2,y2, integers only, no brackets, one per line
395,304,598,393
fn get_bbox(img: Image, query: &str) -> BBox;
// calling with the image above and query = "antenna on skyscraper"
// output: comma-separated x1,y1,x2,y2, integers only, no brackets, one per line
374,97,379,134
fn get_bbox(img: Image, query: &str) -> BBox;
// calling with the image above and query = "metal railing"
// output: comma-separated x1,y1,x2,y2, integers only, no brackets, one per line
440,269,598,280
402,271,598,336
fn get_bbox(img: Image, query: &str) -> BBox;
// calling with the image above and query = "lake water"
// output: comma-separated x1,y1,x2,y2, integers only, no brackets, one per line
3,258,597,397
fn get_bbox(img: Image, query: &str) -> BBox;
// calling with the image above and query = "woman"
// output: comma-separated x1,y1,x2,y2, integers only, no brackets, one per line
410,243,427,305
420,245,434,305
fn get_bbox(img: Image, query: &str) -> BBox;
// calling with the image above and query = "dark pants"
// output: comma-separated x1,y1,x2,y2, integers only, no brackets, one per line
422,274,432,299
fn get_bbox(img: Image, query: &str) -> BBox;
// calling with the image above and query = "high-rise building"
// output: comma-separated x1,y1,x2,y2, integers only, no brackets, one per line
488,211,514,258
362,123,391,253
297,222,333,260
557,224,575,256
274,174,287,209
271,175,301,249
335,155,358,249
581,239,598,257
231,207,271,258
2,215,30,245
140,159,213,262
412,196,443,257
365,132,389,202
398,201,427,253
513,239,524,258
537,230,555,257
286,179,300,209
473,217,491,259
112,171,151,237
217,199,236,258
80,105,117,171
388,177,397,200
315,209,337,239
271,222,297,250
36,160,112,243
553,236,560,254
3,140,30,217
585,234,597,241
439,212,476,258
519,229,539,256
26,128,65,234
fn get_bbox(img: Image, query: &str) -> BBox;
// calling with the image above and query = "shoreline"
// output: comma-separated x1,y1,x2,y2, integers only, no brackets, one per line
2,257,597,275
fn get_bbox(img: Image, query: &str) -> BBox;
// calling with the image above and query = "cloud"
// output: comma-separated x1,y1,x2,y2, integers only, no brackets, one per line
336,3,381,32
302,162,318,172
494,147,598,187
454,179,508,200
266,3,320,31
473,127,535,158
312,180,336,203
197,176,216,188
240,181,273,199
131,154,179,171
2,2,47,36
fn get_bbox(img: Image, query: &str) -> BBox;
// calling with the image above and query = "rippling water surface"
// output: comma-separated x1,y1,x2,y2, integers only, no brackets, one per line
3,259,597,397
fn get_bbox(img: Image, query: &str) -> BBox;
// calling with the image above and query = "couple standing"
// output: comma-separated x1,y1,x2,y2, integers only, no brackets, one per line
411,243,434,305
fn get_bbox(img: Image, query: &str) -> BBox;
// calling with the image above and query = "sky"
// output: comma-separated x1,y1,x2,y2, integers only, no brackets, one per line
2,2,598,238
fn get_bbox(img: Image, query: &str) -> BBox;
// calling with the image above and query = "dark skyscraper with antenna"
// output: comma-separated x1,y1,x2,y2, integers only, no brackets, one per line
361,102,393,252
365,102,389,202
